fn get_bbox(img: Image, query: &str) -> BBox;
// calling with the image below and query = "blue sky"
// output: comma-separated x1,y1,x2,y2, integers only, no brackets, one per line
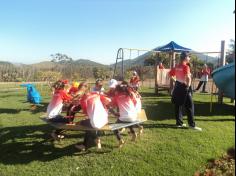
0,0,235,64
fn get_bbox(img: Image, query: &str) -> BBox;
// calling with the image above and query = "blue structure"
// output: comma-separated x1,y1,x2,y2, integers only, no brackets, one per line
20,84,42,104
212,62,235,99
154,41,192,52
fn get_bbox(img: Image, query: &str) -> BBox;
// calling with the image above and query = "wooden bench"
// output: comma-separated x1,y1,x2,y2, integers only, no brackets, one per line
40,109,147,131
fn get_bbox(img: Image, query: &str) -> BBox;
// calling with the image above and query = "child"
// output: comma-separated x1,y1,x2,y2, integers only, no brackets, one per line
46,80,72,140
105,79,118,97
112,81,138,148
91,78,105,94
68,81,80,96
75,84,111,151
66,81,82,121
130,71,140,91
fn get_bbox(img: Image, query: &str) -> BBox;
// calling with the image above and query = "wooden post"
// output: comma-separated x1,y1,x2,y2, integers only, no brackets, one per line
154,64,158,94
169,51,175,93
218,40,226,104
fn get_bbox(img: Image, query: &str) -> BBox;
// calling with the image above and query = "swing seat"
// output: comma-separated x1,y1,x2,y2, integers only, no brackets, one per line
40,109,147,131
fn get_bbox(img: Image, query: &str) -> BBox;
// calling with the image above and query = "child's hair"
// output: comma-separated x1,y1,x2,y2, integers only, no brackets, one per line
115,81,132,96
52,80,65,90
95,78,103,86
78,82,90,94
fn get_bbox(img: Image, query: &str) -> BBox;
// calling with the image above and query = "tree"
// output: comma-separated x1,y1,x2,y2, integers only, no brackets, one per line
92,67,108,80
50,53,74,79
226,39,235,63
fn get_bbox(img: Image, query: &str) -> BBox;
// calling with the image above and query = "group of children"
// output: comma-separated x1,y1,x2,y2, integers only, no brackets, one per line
46,77,143,151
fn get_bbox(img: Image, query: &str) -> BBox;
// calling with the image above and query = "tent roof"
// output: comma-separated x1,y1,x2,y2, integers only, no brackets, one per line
154,41,191,52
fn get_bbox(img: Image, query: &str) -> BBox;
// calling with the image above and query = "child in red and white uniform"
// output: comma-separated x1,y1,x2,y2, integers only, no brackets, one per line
46,80,72,140
66,81,82,120
75,85,111,151
68,82,79,96
47,80,72,120
131,87,144,135
112,81,139,147
130,71,140,91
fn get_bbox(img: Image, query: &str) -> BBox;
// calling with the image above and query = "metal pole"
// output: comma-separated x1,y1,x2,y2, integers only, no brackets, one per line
113,48,125,81
218,40,226,104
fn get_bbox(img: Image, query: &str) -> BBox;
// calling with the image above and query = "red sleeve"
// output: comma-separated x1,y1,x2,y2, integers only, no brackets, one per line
60,90,72,101
169,68,175,76
111,95,118,107
183,65,190,75
100,95,112,106
80,95,87,114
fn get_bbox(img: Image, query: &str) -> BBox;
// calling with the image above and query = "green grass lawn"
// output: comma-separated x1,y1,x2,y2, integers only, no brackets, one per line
0,87,235,176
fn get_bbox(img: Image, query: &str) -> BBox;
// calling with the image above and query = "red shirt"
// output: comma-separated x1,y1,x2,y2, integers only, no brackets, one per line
112,92,137,122
169,63,190,83
80,92,110,128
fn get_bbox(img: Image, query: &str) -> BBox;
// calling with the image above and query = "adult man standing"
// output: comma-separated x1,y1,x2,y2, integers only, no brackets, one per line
169,52,202,131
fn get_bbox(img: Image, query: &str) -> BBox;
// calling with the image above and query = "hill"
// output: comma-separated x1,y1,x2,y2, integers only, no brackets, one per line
73,59,108,67
111,50,219,68
0,61,14,66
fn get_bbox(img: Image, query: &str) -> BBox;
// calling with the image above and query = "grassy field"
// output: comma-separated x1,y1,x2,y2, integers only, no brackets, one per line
0,86,235,176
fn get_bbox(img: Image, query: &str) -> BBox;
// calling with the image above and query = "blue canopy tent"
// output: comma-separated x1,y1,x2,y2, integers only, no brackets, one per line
154,41,191,68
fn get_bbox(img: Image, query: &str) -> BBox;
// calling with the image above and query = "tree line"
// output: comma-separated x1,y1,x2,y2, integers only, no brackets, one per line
0,40,234,82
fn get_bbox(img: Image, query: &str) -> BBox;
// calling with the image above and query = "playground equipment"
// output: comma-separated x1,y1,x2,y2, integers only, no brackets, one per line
20,83,41,104
212,62,235,99
114,40,227,103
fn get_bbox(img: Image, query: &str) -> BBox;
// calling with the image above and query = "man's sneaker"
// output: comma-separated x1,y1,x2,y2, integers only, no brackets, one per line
118,139,125,148
75,144,86,151
177,124,187,128
189,126,202,131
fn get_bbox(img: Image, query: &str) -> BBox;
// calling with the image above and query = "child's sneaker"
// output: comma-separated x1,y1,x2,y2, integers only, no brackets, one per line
57,134,65,139
120,128,126,133
138,126,144,135
51,131,59,141
118,139,125,148
131,133,137,141
96,138,102,149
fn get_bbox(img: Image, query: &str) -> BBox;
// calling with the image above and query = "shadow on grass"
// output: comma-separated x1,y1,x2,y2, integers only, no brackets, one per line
0,102,48,115
144,101,235,121
0,108,29,114
0,124,114,165
142,123,189,130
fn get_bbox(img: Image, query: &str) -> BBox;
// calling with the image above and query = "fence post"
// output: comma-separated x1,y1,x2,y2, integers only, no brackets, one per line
218,40,226,104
